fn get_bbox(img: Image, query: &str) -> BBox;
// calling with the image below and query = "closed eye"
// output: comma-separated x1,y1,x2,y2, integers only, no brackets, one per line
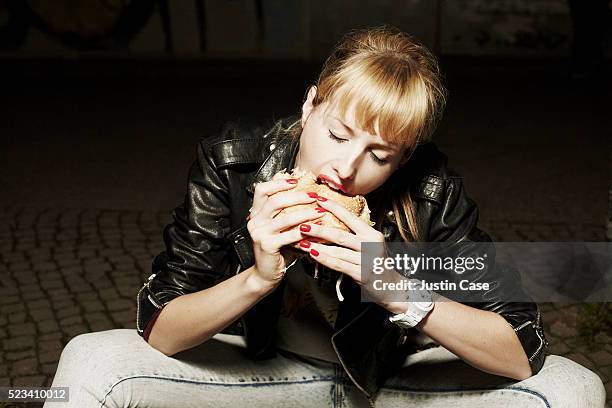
328,131,348,143
328,131,388,166
369,152,388,165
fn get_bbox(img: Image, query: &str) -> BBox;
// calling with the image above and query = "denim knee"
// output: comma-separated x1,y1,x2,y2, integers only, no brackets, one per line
56,330,142,384
519,355,606,407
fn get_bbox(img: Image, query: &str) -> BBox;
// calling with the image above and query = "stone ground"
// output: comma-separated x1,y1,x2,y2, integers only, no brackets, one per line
0,58,610,406
0,207,610,407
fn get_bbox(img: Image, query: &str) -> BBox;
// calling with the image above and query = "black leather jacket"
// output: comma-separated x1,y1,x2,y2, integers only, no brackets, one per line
136,116,548,403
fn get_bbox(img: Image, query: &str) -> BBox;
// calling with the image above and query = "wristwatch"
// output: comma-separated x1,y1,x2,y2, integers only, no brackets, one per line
388,282,434,329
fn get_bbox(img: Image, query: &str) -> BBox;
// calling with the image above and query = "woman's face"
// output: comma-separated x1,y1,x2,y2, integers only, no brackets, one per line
294,87,406,197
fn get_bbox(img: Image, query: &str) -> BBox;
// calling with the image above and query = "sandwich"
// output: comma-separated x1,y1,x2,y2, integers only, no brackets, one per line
271,168,374,256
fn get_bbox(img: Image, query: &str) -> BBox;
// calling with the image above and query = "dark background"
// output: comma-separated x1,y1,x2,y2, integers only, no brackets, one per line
1,57,609,224
0,0,611,404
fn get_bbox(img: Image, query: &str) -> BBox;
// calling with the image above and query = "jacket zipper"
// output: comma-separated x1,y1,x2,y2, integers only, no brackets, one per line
528,310,547,361
331,304,377,408
135,284,145,333
136,273,161,333
513,319,532,332
335,365,344,407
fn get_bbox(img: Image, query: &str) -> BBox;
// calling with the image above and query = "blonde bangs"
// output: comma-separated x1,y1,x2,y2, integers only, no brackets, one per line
316,55,437,149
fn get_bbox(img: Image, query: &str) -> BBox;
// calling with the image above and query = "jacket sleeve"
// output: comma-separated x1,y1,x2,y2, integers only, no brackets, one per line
136,138,232,338
419,175,549,376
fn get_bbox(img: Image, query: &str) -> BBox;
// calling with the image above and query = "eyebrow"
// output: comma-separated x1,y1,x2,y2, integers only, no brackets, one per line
330,115,398,152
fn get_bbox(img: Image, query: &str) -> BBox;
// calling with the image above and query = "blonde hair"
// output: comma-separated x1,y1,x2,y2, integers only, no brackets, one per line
279,25,447,242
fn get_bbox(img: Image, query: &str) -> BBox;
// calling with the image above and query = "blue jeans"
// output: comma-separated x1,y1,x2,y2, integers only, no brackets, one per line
44,329,605,407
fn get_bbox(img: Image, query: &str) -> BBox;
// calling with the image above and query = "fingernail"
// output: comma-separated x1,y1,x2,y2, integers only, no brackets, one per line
310,249,319,257
315,207,327,213
299,240,311,248
299,224,311,232
286,179,298,184
307,192,318,198
316,196,327,202
314,220,323,225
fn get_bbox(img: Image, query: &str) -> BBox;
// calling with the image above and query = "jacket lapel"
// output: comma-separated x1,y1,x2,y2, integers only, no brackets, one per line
245,118,301,196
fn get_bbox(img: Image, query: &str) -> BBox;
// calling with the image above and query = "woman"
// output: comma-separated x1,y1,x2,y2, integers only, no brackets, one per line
46,26,605,408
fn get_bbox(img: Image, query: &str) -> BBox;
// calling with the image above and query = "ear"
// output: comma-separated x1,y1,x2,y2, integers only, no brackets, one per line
301,86,317,128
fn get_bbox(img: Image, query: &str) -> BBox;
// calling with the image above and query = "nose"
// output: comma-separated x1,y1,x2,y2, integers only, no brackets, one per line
332,149,360,182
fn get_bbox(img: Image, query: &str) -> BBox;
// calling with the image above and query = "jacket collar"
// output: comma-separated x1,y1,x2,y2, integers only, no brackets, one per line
246,115,301,196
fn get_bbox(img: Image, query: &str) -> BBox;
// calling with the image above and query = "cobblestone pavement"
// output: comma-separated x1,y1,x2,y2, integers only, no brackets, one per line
0,206,610,407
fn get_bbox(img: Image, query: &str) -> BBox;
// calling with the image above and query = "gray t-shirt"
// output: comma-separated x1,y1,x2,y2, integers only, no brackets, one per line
275,258,341,363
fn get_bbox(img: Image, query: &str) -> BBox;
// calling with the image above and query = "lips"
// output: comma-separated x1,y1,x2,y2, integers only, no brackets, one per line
317,174,349,195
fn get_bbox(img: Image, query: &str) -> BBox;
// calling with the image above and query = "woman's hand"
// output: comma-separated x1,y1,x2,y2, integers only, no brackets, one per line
247,178,326,287
295,198,388,285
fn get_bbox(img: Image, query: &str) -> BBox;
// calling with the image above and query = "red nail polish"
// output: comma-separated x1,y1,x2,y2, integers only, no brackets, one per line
316,196,327,202
310,249,319,257
315,207,327,213
314,220,323,225
307,192,318,198
299,240,311,248
300,224,311,232
286,179,298,184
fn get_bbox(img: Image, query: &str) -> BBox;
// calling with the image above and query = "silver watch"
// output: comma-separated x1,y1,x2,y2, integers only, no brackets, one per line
388,282,434,329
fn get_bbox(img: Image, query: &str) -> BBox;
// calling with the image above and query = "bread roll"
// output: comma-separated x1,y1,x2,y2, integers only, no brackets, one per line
270,168,374,256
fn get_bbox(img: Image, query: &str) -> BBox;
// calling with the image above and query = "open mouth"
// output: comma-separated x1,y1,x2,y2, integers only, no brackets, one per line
317,176,351,196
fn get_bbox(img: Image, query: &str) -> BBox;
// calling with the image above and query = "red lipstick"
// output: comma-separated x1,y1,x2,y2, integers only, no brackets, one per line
317,174,347,194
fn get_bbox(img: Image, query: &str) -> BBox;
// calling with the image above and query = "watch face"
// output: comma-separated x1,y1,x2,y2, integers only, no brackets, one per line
409,287,432,302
